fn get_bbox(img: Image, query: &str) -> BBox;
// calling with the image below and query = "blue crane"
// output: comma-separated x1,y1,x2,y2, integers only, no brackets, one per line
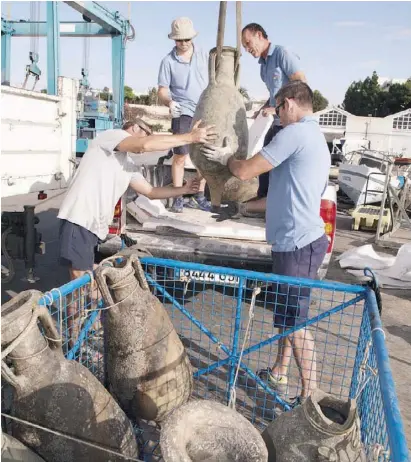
1,1,135,155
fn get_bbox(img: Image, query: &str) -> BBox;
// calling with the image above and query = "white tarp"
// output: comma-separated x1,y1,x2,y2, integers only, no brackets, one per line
338,243,411,288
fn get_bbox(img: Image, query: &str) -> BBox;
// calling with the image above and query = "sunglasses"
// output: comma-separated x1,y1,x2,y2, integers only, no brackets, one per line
176,39,192,43
275,101,285,116
133,124,152,136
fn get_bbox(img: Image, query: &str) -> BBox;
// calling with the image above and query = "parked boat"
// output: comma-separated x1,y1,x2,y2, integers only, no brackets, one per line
338,150,406,206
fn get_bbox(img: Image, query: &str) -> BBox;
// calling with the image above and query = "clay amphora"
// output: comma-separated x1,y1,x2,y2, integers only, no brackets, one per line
1,431,45,462
1,290,138,462
261,389,366,461
190,46,258,208
95,254,193,423
160,399,268,462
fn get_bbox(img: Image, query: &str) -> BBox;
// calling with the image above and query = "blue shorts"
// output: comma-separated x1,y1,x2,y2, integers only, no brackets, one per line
269,234,329,328
171,115,192,155
257,123,283,198
59,219,99,271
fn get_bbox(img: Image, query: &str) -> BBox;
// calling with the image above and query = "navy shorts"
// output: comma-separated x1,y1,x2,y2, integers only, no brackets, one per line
257,123,283,198
59,219,99,271
171,115,192,155
268,234,329,328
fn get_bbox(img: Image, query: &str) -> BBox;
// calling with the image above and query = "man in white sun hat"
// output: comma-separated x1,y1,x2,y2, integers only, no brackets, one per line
158,17,210,213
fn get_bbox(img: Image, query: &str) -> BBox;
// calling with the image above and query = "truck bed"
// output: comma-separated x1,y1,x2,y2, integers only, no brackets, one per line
99,210,273,272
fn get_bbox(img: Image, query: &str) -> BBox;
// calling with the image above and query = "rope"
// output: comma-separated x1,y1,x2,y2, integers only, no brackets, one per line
371,327,386,339
216,1,227,70
82,24,91,81
354,340,378,401
372,443,390,461
29,2,40,56
7,340,49,361
234,1,242,85
43,287,64,341
0,413,142,462
85,282,138,313
354,328,386,400
1,309,43,360
228,286,260,409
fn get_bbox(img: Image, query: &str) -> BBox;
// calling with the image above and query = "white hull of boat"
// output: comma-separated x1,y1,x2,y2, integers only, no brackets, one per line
338,164,400,206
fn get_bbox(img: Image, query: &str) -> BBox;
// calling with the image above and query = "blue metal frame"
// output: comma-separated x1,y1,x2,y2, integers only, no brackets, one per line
1,1,131,122
365,288,409,461
36,257,409,460
46,2,60,95
1,21,111,37
1,23,11,85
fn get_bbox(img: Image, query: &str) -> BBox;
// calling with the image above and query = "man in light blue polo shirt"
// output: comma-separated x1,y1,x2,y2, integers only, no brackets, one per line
158,17,210,213
241,23,306,213
201,81,330,405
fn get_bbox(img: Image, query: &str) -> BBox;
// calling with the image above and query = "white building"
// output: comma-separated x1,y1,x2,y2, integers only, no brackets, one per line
314,106,350,143
315,107,411,156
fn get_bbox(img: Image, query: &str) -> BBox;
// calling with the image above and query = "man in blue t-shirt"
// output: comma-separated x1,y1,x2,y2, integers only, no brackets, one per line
158,17,210,213
201,81,330,404
241,23,306,214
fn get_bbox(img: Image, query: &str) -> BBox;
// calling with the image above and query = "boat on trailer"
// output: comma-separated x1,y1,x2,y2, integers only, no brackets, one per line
338,150,409,206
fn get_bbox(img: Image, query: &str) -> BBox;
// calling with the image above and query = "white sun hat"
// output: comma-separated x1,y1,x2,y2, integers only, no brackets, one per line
168,17,198,40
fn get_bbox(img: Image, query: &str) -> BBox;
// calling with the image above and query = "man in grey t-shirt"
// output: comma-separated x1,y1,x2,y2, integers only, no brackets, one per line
202,81,330,404
58,119,216,347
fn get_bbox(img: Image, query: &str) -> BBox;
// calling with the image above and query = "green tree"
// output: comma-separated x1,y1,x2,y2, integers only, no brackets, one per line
124,85,135,102
343,71,381,116
312,90,328,112
147,87,158,105
99,86,110,101
378,79,411,116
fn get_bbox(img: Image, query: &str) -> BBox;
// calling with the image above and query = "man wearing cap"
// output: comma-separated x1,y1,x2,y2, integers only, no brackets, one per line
58,118,216,346
239,23,306,217
158,17,210,213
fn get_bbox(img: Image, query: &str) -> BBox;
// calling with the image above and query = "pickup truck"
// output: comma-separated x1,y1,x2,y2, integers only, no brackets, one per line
98,153,337,281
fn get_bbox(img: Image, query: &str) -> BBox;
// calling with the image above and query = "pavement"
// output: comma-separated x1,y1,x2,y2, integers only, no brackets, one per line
1,189,410,451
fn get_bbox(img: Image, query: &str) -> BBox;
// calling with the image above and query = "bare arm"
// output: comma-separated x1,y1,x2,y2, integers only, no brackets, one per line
243,197,267,213
130,177,199,200
227,153,273,181
289,70,306,82
118,132,194,154
117,120,217,154
158,86,172,107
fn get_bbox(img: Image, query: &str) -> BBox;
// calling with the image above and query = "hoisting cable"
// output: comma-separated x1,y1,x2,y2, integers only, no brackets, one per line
234,1,242,87
81,24,91,91
23,1,41,90
216,1,227,73
125,2,136,44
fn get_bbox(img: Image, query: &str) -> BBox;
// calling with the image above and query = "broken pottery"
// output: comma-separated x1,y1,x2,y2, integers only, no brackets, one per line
160,399,268,462
95,254,193,423
261,389,366,461
1,290,138,462
190,46,258,209
1,431,45,462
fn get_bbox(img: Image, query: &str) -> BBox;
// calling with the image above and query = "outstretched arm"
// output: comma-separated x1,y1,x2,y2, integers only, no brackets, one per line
130,177,200,200
117,120,217,154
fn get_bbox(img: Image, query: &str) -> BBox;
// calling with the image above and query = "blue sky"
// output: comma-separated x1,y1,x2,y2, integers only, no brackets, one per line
2,1,411,104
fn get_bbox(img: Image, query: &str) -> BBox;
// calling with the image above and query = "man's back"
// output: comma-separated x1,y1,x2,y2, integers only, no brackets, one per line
58,129,136,239
262,116,330,251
